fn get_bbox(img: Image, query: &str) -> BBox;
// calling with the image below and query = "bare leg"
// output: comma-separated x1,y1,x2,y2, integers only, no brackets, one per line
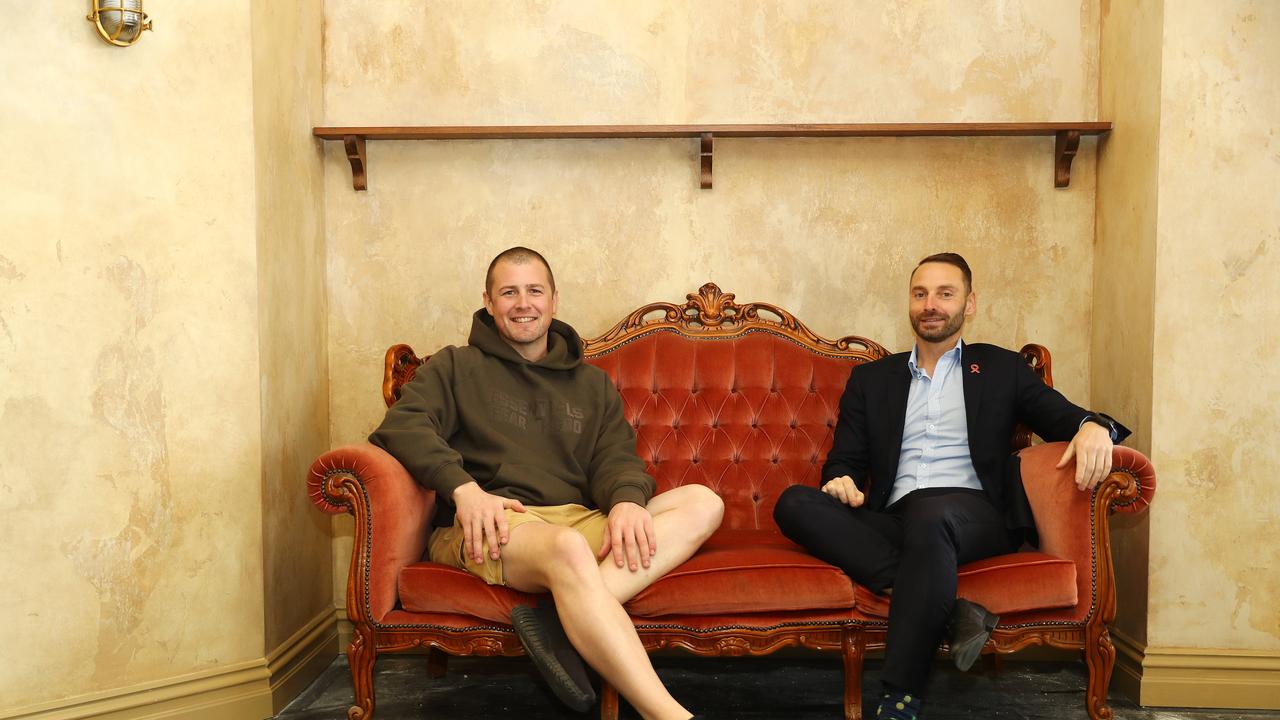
599,484,724,603
502,524,691,720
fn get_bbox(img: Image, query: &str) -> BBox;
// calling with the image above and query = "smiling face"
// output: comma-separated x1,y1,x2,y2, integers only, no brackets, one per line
483,257,559,361
908,261,975,346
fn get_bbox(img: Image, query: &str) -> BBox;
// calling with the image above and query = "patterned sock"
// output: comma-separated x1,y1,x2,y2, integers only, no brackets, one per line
875,687,923,720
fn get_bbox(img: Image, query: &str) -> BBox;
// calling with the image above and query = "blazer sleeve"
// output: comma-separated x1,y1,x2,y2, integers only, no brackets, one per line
1012,357,1094,443
822,364,872,490
1011,355,1133,444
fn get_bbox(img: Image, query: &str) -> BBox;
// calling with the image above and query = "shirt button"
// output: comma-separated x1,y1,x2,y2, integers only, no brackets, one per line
928,424,935,431
921,463,928,469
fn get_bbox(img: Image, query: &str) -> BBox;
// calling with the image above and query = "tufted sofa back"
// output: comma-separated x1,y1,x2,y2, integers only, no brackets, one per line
586,330,868,531
579,283,888,532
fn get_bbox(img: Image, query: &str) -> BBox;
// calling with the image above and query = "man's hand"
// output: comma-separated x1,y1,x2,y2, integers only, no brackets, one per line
822,475,865,507
1056,422,1115,492
452,482,526,564
598,501,655,572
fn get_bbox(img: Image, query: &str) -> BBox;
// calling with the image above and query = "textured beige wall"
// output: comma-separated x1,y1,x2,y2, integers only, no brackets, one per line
325,0,1099,124
1147,1,1280,652
251,0,333,656
1095,0,1162,649
323,0,1105,606
0,2,266,712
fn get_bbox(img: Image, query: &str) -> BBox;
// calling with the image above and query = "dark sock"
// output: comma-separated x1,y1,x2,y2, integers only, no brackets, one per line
875,686,923,720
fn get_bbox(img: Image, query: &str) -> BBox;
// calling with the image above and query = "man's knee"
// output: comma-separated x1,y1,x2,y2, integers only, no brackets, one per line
773,483,822,530
686,483,724,529
542,526,599,577
656,484,724,539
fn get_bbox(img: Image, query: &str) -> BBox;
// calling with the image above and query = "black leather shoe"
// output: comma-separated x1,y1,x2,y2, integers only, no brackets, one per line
511,598,596,712
948,598,999,672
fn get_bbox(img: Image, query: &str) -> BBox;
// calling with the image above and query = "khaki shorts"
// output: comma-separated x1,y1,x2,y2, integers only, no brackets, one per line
427,503,609,586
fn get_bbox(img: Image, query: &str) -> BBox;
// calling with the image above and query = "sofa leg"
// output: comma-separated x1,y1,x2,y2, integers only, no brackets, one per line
426,647,448,678
1084,624,1116,720
599,681,620,720
348,625,377,720
842,630,865,720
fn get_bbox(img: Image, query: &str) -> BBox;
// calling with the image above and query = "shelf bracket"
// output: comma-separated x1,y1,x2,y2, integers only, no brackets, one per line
1054,130,1081,188
344,135,368,191
700,132,713,189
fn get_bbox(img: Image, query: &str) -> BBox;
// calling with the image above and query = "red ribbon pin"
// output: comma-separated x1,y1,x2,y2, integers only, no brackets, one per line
969,363,981,374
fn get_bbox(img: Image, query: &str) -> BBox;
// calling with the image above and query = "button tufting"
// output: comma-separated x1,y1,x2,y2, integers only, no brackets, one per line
771,456,779,464
789,420,797,428
751,493,761,501
692,457,700,464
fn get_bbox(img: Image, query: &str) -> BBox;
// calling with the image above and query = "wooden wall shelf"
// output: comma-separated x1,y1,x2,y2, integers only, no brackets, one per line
313,122,1111,191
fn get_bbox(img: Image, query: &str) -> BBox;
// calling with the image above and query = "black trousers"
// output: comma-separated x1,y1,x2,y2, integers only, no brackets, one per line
773,485,1015,694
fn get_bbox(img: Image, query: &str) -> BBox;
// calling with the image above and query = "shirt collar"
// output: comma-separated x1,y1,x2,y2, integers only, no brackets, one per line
907,338,965,380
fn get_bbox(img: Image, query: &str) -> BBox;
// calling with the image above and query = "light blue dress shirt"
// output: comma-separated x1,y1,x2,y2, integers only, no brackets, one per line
888,339,984,507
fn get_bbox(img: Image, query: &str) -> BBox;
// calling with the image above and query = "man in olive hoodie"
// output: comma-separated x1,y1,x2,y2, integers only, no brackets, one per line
370,247,723,720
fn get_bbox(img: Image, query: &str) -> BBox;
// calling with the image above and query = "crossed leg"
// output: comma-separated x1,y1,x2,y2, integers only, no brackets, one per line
501,485,723,720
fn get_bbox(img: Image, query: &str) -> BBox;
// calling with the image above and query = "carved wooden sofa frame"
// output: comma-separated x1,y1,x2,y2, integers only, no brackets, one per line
307,283,1156,720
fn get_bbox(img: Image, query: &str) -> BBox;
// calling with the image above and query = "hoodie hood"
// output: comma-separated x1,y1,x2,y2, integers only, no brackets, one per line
469,308,583,370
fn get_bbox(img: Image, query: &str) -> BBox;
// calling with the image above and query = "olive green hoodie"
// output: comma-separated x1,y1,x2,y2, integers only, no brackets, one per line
370,309,655,527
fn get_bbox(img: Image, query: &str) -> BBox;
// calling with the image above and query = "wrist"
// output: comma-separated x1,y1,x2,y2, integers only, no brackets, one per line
1083,413,1118,442
451,481,482,501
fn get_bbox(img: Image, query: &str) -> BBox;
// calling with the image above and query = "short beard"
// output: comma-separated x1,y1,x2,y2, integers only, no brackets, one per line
911,311,965,343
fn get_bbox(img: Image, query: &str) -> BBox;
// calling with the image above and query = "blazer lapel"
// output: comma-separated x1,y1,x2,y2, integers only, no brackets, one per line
961,341,984,440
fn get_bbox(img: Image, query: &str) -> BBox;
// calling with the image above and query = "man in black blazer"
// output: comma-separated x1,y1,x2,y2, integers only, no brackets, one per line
773,253,1128,720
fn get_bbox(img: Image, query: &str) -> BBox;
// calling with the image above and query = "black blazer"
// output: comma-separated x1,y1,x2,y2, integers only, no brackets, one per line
823,342,1130,546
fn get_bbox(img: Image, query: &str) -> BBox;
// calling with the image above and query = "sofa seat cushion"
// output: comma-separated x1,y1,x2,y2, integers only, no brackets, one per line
399,563,534,624
853,551,1078,619
624,542,856,617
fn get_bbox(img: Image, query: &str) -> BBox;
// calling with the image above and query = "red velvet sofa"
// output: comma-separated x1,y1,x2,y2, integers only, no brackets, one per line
307,283,1156,720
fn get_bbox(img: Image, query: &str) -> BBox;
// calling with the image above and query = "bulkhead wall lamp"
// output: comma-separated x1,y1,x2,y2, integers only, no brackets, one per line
87,0,152,47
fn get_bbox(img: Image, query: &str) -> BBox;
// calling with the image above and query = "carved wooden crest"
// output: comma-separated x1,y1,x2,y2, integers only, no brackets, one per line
583,282,889,361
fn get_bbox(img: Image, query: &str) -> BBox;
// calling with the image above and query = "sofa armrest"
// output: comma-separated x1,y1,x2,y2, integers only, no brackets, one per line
307,443,437,623
1017,442,1157,562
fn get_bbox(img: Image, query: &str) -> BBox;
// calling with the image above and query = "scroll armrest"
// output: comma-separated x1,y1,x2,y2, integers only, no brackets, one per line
306,443,437,622
1018,442,1157,562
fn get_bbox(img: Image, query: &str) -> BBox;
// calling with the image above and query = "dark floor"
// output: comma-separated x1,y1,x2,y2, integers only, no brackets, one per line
276,654,1276,720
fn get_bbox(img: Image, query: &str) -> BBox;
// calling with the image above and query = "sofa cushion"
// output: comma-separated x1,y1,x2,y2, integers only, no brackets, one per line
624,542,856,617
853,551,1078,619
397,529,851,623
399,563,534,624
